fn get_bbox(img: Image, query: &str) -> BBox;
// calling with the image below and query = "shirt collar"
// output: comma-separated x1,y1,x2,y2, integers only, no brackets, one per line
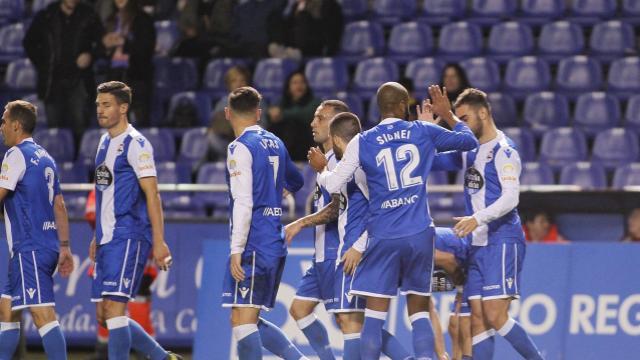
379,118,403,125
241,125,262,136
110,124,134,140
19,137,34,144
480,130,504,150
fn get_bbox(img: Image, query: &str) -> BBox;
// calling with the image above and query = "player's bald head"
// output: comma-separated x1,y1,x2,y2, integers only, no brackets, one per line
376,82,409,116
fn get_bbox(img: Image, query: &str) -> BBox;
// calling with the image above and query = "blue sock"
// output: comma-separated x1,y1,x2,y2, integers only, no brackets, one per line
129,319,168,360
258,318,305,360
106,316,132,360
39,321,67,360
409,312,435,360
0,322,21,360
297,314,334,360
472,330,495,360
343,333,361,360
234,324,263,360
361,309,386,360
381,329,411,360
498,318,543,360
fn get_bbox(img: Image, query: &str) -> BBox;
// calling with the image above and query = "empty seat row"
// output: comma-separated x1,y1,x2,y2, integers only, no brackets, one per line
520,161,640,190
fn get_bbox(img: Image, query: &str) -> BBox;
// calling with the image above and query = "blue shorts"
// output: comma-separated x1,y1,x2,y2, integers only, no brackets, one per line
222,251,286,310
450,286,471,317
330,261,366,313
351,228,435,298
467,242,525,301
91,238,151,303
295,260,337,310
2,249,58,311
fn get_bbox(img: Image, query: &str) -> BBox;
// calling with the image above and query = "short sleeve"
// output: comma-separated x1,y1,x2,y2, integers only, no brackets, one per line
0,148,26,191
127,136,157,179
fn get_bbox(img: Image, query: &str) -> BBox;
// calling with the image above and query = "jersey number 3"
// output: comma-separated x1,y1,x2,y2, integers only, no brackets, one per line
376,144,423,191
44,167,55,205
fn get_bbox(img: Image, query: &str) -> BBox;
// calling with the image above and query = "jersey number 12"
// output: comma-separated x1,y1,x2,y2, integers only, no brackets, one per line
376,144,423,190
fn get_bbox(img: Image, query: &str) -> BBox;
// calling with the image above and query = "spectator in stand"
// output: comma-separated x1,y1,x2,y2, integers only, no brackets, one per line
101,0,156,127
622,208,640,242
23,0,104,142
440,63,471,104
267,71,321,161
523,211,569,243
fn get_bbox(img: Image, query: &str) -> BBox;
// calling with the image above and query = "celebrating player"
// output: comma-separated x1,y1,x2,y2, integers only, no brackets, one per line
90,81,180,360
220,87,306,360
0,100,74,360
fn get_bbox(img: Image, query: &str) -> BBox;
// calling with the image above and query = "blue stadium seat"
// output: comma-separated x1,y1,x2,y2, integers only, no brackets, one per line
22,93,47,129
0,0,24,25
437,22,483,61
340,21,385,64
202,58,248,99
371,0,416,25
57,162,88,183
352,58,399,99
469,0,517,25
305,58,349,97
607,57,640,99
487,22,534,63
460,57,501,92
197,162,228,210
156,161,190,184
163,195,207,219
328,92,364,121
487,92,518,127
569,0,617,25
573,92,621,135
340,0,369,20
0,23,24,64
624,95,640,132
538,21,585,62
4,58,36,91
140,128,176,162
589,21,635,62
252,58,299,101
539,127,588,168
555,56,603,99
153,57,198,107
77,129,106,167
166,91,212,126
63,194,87,218
592,128,639,169
367,94,381,128
521,162,555,185
622,0,640,24
503,127,536,162
559,162,607,189
31,0,56,13
612,163,640,188
523,92,570,135
503,56,551,99
387,22,433,64
154,20,178,56
293,164,318,215
33,128,75,162
419,0,466,25
404,58,445,100
519,0,566,24
178,127,208,171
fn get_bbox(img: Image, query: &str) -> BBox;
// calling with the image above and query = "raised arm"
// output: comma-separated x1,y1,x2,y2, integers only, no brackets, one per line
432,151,464,172
317,135,362,194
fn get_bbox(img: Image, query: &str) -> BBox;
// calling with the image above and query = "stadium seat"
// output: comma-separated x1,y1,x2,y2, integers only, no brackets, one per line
178,127,208,171
163,195,207,219
166,91,212,126
33,128,75,162
503,56,551,99
153,57,198,120
521,162,555,185
568,0,617,25
327,92,364,121
22,93,47,129
57,162,88,183
419,0,466,25
612,163,640,188
77,129,107,167
63,194,87,218
253,58,299,101
352,58,399,99
404,58,445,100
624,95,640,132
31,0,56,13
387,22,433,64
4,58,36,91
589,21,635,63
503,127,536,162
154,20,178,56
293,164,318,215
156,161,190,184
371,0,416,25
340,21,385,64
487,93,518,127
202,58,248,99
140,128,176,162
538,21,585,62
607,57,640,99
519,0,566,24
592,128,639,169
487,22,534,63
0,23,24,64
196,162,228,210
523,92,570,134
339,0,369,20
573,92,621,135
559,162,607,189
555,56,603,99
305,58,349,97
621,0,640,24
469,0,517,25
367,94,381,128
0,0,24,25
460,57,501,92
539,127,588,169
437,22,483,61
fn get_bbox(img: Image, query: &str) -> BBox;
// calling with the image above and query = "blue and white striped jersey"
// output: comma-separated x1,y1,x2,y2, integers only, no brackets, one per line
95,125,156,245
319,118,478,240
334,168,369,260
0,138,61,255
226,125,304,258
312,150,339,262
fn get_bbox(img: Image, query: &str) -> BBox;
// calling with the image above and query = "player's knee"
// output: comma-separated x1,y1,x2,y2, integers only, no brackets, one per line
30,307,56,328
448,317,459,338
483,309,505,330
289,302,307,320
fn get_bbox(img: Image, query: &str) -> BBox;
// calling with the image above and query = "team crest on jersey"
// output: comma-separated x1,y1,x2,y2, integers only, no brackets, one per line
313,184,322,203
486,150,494,161
116,142,125,155
464,167,484,194
95,163,113,191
